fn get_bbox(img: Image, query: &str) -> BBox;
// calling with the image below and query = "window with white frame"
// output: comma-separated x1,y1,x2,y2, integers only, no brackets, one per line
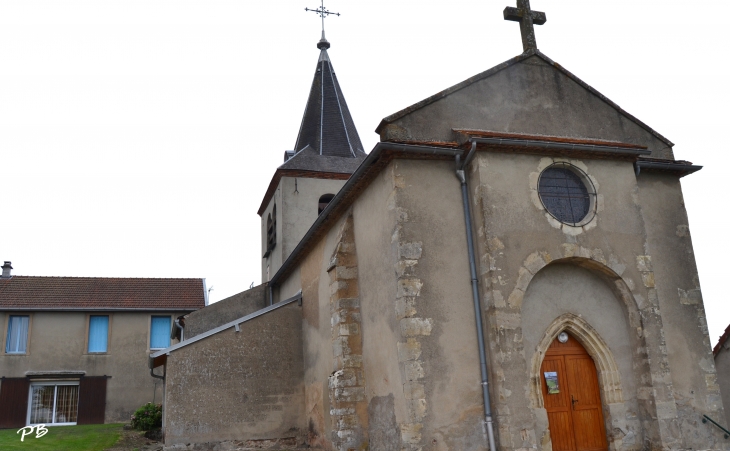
87,315,109,353
27,382,79,426
5,315,29,354
150,316,171,350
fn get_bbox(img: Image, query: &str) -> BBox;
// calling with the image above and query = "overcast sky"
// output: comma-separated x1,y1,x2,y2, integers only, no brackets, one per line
1,0,728,343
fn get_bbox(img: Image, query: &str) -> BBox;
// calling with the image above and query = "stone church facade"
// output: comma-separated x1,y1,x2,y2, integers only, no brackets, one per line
151,4,729,450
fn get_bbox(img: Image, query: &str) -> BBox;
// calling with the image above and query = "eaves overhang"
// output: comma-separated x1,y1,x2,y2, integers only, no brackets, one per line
456,130,651,161
635,159,702,177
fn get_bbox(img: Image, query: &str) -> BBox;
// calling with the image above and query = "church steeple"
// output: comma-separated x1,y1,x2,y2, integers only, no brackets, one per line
294,7,364,158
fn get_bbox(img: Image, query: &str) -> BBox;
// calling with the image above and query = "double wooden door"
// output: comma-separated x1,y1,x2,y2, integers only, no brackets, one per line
540,333,608,451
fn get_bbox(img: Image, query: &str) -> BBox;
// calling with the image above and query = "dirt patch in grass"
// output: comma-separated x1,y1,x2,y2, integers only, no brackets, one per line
104,427,162,451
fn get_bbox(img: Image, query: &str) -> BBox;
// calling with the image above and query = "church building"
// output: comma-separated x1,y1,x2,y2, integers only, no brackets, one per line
150,2,729,450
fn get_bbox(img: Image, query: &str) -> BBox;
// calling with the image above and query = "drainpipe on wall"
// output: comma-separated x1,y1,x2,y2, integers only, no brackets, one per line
150,365,166,440
455,142,498,451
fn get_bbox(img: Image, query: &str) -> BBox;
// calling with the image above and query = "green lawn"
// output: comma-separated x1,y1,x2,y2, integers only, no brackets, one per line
0,423,122,451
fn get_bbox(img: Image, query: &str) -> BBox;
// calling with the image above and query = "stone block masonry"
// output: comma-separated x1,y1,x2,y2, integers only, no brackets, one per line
389,164,432,451
327,213,368,451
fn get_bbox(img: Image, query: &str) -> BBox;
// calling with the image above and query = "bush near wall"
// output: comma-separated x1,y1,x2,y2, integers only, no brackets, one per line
131,403,162,431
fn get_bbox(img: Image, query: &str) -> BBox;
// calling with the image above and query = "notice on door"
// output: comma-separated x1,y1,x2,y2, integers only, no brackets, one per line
544,371,560,394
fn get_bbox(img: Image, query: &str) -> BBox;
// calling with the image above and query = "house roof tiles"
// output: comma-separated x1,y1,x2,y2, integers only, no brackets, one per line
0,276,205,311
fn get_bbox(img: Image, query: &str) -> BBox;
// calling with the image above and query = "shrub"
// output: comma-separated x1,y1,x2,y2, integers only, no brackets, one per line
131,402,162,431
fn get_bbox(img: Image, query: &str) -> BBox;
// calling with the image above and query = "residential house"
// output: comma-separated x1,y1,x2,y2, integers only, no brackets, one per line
0,261,206,428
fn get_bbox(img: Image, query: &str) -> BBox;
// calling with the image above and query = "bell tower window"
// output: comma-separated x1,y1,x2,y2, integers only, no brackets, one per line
265,204,277,257
318,194,335,215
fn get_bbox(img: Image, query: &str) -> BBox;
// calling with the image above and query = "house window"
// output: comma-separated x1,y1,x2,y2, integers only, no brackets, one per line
5,315,29,354
150,316,171,350
27,382,79,425
87,316,109,353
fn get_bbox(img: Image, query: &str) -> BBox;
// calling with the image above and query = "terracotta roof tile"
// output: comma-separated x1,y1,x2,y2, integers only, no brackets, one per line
0,276,205,310
714,323,730,357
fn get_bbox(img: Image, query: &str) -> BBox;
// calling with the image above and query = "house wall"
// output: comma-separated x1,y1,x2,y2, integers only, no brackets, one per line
0,310,186,423
183,284,267,339
715,346,730,428
163,302,305,446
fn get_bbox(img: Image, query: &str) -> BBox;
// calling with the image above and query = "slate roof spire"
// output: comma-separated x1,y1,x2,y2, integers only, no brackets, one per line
293,37,365,158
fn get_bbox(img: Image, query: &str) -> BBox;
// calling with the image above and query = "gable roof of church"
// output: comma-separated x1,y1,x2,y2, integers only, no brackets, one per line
375,49,674,149
293,41,366,158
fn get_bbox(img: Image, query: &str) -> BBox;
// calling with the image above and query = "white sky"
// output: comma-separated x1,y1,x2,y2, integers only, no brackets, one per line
1,1,728,343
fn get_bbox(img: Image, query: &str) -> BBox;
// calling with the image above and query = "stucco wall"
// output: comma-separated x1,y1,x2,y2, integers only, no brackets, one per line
164,302,305,446
183,284,266,339
0,310,185,423
715,346,730,428
280,176,348,260
261,176,348,283
384,54,672,159
381,158,486,450
261,182,284,283
637,173,726,445
465,150,728,450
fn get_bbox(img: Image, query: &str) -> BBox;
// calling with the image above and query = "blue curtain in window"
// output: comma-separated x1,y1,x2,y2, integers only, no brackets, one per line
5,315,29,353
88,316,109,352
150,316,171,349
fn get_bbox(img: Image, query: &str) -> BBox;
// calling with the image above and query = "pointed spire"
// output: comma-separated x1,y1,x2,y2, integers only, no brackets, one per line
293,38,364,158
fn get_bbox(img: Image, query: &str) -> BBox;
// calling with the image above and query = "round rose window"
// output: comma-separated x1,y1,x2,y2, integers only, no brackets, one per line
538,163,596,226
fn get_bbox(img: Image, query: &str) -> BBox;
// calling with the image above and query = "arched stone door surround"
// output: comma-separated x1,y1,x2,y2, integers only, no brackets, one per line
516,255,670,450
530,313,623,409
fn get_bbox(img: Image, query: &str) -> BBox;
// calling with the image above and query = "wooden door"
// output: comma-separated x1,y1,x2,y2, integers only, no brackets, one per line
540,333,608,451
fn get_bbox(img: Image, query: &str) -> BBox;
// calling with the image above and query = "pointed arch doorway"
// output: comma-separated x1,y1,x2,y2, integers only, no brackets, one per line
541,332,608,451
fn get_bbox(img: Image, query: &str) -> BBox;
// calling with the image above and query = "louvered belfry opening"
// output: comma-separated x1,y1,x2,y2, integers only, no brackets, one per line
266,205,277,253
293,42,365,159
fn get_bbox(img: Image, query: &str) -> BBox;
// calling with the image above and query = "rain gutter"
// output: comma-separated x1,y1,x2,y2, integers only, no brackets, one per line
635,160,702,177
456,142,497,451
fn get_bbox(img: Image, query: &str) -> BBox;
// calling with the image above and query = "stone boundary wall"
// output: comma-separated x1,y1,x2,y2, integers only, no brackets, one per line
164,302,305,446
183,284,267,339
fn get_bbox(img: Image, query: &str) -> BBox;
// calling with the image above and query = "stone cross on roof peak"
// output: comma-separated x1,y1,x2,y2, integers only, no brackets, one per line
503,0,547,52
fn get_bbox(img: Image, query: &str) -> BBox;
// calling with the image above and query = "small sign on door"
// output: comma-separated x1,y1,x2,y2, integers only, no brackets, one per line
544,371,560,394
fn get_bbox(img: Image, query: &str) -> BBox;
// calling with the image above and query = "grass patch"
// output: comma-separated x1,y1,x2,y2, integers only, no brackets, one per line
0,423,123,451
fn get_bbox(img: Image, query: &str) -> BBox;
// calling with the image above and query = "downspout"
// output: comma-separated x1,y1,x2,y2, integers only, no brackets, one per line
455,142,497,451
150,364,166,440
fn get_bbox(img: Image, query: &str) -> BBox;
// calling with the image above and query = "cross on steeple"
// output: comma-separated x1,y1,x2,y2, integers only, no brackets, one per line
305,0,340,49
503,0,546,52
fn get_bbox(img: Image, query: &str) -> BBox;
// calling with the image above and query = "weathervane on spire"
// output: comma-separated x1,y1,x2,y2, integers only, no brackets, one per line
305,0,340,49
503,0,546,52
